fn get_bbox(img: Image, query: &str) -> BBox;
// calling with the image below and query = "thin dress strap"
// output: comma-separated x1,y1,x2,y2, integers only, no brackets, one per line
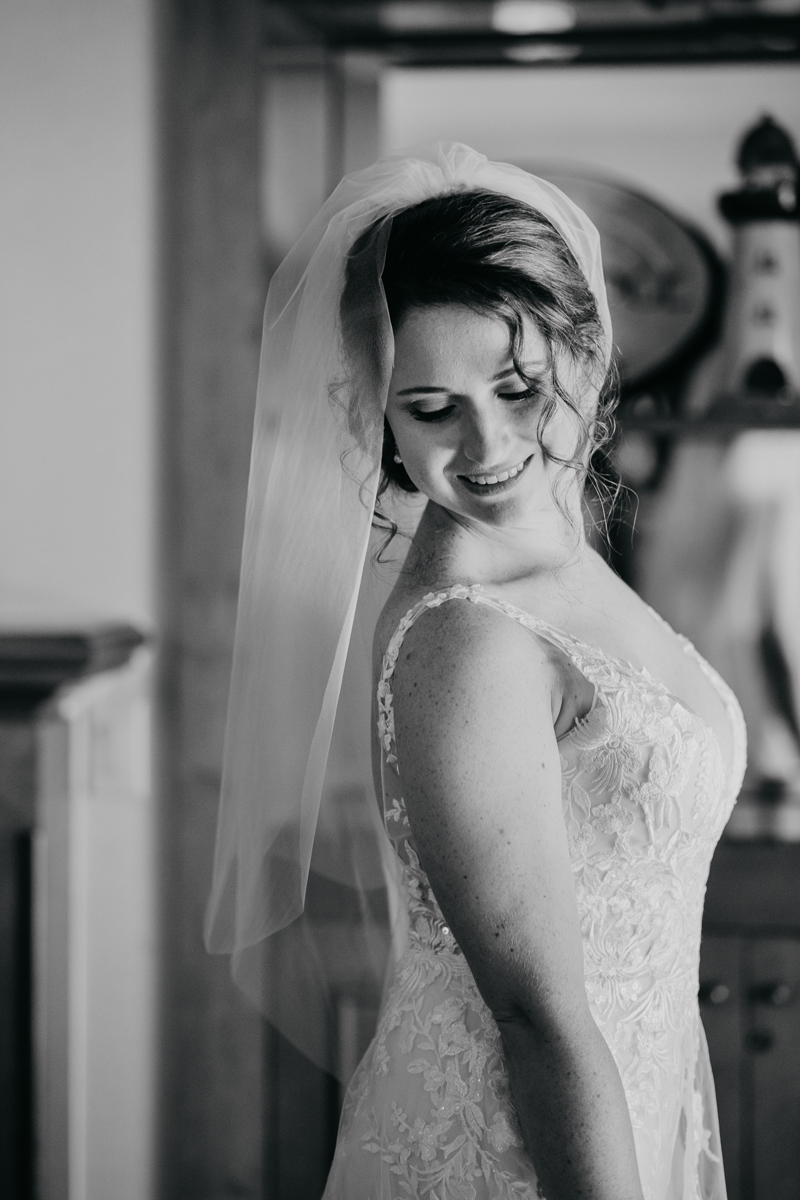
377,583,594,771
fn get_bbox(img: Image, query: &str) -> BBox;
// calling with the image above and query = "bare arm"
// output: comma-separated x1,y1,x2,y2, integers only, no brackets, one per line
391,599,644,1200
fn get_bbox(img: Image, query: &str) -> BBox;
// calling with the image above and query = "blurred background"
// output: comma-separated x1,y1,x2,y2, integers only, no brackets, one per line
1,2,800,1198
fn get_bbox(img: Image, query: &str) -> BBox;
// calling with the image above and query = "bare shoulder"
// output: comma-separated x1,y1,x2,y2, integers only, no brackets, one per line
383,591,560,740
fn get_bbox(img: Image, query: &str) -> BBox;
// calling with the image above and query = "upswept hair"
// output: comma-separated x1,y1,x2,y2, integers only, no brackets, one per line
339,188,619,545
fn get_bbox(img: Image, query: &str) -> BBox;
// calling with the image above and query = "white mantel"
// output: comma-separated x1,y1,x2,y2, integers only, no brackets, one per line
35,648,155,1200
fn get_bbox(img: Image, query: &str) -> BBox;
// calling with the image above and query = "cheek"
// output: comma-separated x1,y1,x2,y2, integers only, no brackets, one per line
394,418,447,465
391,423,458,496
405,441,451,489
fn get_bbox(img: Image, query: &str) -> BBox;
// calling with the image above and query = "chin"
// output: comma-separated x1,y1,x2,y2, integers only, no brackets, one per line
472,501,530,526
447,491,532,527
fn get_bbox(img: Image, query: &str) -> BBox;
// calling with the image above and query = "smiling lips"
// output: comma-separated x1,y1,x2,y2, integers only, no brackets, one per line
461,457,529,487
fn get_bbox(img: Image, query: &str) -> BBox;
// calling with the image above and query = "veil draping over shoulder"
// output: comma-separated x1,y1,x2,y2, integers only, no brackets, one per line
204,143,612,1078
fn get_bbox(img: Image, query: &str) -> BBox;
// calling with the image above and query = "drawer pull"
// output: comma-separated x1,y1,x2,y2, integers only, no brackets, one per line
751,982,793,1007
745,1029,775,1053
699,981,731,1006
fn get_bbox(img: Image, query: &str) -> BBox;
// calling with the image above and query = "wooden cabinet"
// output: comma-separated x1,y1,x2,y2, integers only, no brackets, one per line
702,843,800,1200
748,939,800,1197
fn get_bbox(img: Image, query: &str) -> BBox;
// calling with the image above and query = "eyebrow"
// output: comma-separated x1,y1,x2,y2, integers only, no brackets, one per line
395,365,520,396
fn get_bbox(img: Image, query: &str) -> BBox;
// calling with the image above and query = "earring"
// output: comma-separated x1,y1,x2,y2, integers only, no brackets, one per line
393,451,403,465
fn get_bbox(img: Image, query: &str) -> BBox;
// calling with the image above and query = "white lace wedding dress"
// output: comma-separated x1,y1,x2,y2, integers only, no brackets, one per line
323,584,746,1200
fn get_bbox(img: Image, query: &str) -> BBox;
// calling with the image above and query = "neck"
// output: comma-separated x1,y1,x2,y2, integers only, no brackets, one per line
405,497,589,589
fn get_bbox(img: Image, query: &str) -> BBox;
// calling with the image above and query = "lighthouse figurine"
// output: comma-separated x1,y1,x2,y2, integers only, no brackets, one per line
710,115,800,420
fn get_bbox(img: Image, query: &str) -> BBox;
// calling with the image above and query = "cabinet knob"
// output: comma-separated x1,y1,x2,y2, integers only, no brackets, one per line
746,1029,775,1054
699,981,731,1006
751,982,793,1007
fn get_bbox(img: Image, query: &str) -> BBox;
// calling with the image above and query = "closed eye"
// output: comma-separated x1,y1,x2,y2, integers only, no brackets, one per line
411,406,456,423
498,386,540,403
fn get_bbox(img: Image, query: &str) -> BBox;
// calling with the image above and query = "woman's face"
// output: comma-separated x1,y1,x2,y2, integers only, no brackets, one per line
386,303,591,529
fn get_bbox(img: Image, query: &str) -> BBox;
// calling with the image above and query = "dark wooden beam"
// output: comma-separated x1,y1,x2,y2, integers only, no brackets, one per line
159,2,266,1196
262,1,800,66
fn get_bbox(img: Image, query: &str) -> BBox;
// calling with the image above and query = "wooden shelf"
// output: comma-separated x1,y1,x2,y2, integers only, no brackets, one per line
0,624,144,689
0,616,144,716
619,403,800,437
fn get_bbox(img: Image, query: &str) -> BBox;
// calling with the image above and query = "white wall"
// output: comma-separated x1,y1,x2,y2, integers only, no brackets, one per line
0,0,157,627
381,63,800,254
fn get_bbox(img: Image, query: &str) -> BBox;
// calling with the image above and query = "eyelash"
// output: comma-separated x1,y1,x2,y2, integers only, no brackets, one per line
411,387,540,423
501,387,540,403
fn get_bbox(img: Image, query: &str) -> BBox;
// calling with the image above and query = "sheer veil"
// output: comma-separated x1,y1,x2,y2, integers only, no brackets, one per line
204,143,612,1079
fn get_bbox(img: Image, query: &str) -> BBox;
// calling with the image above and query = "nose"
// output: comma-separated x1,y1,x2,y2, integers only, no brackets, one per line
461,406,509,467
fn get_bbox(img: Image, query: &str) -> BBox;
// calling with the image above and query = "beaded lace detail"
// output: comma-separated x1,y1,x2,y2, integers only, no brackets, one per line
326,584,746,1200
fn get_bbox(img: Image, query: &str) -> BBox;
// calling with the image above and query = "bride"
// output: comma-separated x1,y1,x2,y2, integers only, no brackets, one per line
206,145,745,1200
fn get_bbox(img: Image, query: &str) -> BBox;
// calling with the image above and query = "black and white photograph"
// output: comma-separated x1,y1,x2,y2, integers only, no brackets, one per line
1,3,800,1198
